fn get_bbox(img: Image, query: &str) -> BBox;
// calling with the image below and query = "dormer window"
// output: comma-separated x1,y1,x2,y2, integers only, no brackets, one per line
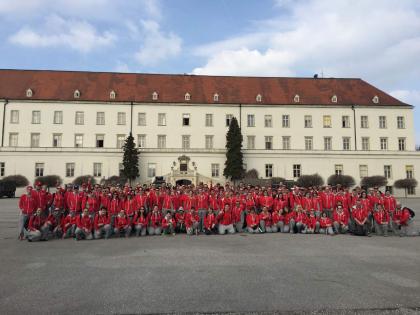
331,95,337,103
372,95,379,104
213,93,219,102
256,94,262,102
294,94,300,103
26,89,33,98
109,90,116,99
185,93,191,101
74,90,81,99
152,91,158,101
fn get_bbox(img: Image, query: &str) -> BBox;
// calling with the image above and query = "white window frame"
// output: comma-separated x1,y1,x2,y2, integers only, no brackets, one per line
335,164,343,175
93,163,102,177
182,113,190,126
211,163,220,177
53,111,63,124
96,134,105,148
293,164,301,178
247,114,255,127
265,136,273,150
35,163,44,177
247,136,255,149
398,138,406,151
205,135,214,149
32,111,41,124
0,162,5,177
323,115,331,128
66,163,75,177
182,135,190,149
304,115,312,128
397,116,405,129
10,110,19,124
117,112,126,125
282,115,290,128
52,133,62,148
265,164,273,178
264,115,272,128
342,116,350,128
384,165,392,179
74,134,84,148
282,136,290,150
379,116,387,129
31,133,40,148
226,114,233,127
205,114,213,127
359,165,368,178
380,137,388,150
75,111,84,125
9,133,18,147
324,137,332,151
305,136,313,150
158,113,166,126
137,134,146,148
157,135,166,149
147,163,156,178
96,112,105,125
360,116,369,128
116,134,125,149
342,137,351,151
361,137,370,151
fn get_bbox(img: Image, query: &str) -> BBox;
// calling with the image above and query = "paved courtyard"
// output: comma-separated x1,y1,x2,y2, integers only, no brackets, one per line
1,198,420,315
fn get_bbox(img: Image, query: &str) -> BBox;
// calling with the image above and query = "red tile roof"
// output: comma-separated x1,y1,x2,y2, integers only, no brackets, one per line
0,69,409,106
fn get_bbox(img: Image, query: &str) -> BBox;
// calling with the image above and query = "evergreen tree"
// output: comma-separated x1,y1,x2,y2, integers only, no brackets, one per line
223,117,245,182
122,133,139,185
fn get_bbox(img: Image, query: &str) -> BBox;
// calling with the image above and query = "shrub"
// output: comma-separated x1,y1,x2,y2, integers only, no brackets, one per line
271,177,286,186
327,174,356,188
394,178,418,197
35,175,62,188
360,175,387,189
296,174,324,188
1,175,29,187
102,175,128,186
73,175,96,186
244,169,259,179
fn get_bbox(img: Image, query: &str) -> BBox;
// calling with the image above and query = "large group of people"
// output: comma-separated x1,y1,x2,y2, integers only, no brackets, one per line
17,180,418,242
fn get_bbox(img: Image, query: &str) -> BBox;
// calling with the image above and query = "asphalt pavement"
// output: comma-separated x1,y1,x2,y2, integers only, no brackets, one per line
1,198,420,315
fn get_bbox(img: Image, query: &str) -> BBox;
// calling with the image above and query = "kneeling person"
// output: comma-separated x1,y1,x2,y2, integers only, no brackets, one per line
94,207,111,239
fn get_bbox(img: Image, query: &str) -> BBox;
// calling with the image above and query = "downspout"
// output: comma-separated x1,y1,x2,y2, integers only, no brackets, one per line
130,101,133,135
351,105,357,151
239,103,242,129
1,99,8,147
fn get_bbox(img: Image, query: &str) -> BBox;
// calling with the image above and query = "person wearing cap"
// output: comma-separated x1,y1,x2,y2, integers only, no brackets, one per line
175,207,186,233
75,209,93,240
333,205,349,234
133,207,147,236
147,205,162,235
162,212,176,235
27,208,49,241
204,208,217,235
321,186,335,219
114,210,132,238
217,203,235,235
373,204,390,236
94,207,111,239
18,186,37,240
246,207,259,233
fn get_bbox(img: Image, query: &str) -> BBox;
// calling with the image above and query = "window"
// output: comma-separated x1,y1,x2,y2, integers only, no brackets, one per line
26,88,33,98
331,95,338,103
406,165,414,179
384,165,392,179
361,137,370,151
323,115,331,128
324,137,332,151
205,114,213,127
213,93,219,102
360,116,369,128
117,112,126,125
0,162,4,176
294,94,300,103
158,113,166,126
117,134,125,149
211,163,220,177
282,115,290,128
32,111,41,124
9,133,18,147
157,135,166,149
152,91,158,100
293,164,301,178
265,136,273,150
75,134,83,148
342,116,350,128
75,111,84,125
265,164,273,178
335,164,343,175
138,113,146,126
372,95,379,104
35,163,44,177
110,90,116,99
247,114,255,127
10,110,19,124
53,111,63,124
359,165,368,178
407,187,416,195
342,137,351,150
264,115,272,128
282,136,290,150
74,90,80,99
304,115,312,128
247,136,255,149
398,138,406,151
379,116,387,129
96,112,105,125
96,134,104,148
397,116,405,129
66,163,75,177
148,163,156,177
386,186,393,194
182,135,190,149
226,114,233,127
380,137,388,150
205,135,214,149
119,163,124,176
184,93,191,101
256,94,262,102
304,136,313,150
93,163,102,177
52,134,62,147
182,114,190,126
31,133,40,148
137,134,146,148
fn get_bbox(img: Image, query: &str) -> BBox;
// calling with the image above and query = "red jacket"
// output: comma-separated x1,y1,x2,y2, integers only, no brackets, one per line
94,214,110,230
319,217,332,228
373,210,390,224
82,196,100,213
259,212,272,227
232,204,244,223
19,194,37,215
31,189,49,210
52,193,65,209
294,211,307,223
217,209,234,225
68,192,84,213
273,198,287,212
258,196,273,210
204,213,217,229
76,215,93,231
133,213,148,226
28,215,46,231
246,213,259,228
306,216,318,229
175,212,185,224
121,199,138,216
271,211,283,225
62,214,78,232
333,211,349,225
162,217,176,228
284,211,295,225
108,199,121,216
135,193,148,209
321,192,335,209
185,212,199,228
382,196,396,213
115,215,130,229
161,194,173,209
196,194,209,209
148,211,162,228
353,207,368,223
208,195,220,211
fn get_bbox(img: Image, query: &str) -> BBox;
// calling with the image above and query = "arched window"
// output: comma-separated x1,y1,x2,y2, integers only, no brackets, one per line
331,95,337,103
74,90,81,99
372,95,379,104
109,90,116,99
185,92,191,101
26,89,33,98
256,94,262,102
294,94,300,103
213,93,219,102
152,91,158,100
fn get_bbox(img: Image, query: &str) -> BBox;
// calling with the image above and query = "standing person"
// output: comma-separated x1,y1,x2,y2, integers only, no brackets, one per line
204,208,217,235
246,208,260,234
321,186,335,219
259,206,273,233
196,189,209,233
217,204,236,235
186,207,200,235
232,200,245,233
162,212,176,236
108,192,121,228
68,186,84,214
121,193,137,224
114,210,132,238
27,208,49,242
333,205,349,234
18,186,37,240
75,209,93,240
82,191,100,221
373,204,390,237
175,207,186,233
319,212,334,235
161,189,174,215
94,207,111,239
51,188,65,213
147,206,162,236
133,207,148,237
32,182,48,214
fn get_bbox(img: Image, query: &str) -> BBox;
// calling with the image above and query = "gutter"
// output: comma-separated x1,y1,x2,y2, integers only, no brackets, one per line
130,101,133,135
351,105,357,151
1,99,8,147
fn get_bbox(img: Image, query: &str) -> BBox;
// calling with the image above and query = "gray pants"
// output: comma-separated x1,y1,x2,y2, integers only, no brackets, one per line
18,213,29,238
75,227,93,240
147,226,161,236
113,226,131,237
319,227,334,235
271,221,284,233
395,219,418,236
295,222,306,233
27,226,49,241
198,209,207,232
289,219,296,233
135,224,147,236
374,222,388,236
187,222,199,235
95,224,111,239
303,222,320,234
283,224,290,233
247,226,259,233
218,224,235,235
333,222,348,234
259,220,273,233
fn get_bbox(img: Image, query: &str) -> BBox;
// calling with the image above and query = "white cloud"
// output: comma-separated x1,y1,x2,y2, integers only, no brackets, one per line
114,61,131,73
9,14,116,53
134,19,182,66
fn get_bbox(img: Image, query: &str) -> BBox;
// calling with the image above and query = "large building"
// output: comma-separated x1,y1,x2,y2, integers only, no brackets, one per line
0,69,418,196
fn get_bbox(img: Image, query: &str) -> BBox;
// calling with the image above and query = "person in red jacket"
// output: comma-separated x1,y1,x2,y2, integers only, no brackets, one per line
259,206,273,233
283,207,294,233
82,191,99,220
114,210,132,238
303,210,319,234
186,207,200,235
321,187,335,219
108,192,121,227
68,186,84,213
45,207,63,239
204,208,217,235
27,208,49,241
162,212,176,235
147,205,162,235
333,205,349,234
293,205,307,233
246,208,260,233
121,193,138,224
133,207,148,237
352,202,370,236
319,212,334,235
217,204,235,235
175,207,186,233
62,211,78,238
232,200,245,233
373,204,390,236
196,189,209,233
18,186,37,240
51,188,65,212
75,209,93,240
94,207,111,239
271,208,284,233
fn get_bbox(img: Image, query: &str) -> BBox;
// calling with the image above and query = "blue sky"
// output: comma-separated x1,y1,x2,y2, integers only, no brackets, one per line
1,0,420,142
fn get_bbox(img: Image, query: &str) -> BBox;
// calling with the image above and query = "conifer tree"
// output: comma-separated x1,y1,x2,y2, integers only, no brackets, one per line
122,132,139,185
223,117,245,182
